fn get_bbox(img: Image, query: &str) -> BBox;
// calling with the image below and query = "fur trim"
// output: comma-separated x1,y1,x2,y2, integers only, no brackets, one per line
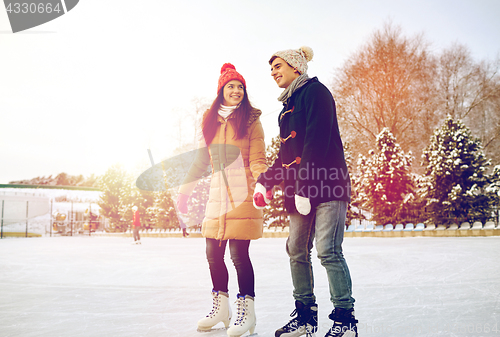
247,109,262,127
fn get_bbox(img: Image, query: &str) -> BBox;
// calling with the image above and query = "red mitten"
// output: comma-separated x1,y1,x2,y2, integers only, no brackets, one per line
254,192,267,208
253,183,271,209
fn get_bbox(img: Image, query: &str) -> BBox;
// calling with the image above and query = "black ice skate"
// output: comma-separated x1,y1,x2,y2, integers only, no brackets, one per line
324,308,358,337
275,301,318,337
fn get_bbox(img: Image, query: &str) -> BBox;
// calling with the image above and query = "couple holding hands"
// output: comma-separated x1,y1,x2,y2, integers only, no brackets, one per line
177,46,357,337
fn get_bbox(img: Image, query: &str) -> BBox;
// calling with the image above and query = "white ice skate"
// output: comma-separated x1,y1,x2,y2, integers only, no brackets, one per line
227,295,256,337
197,290,232,332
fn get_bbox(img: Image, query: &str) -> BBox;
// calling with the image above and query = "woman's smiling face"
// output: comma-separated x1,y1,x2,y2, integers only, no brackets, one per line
222,80,244,106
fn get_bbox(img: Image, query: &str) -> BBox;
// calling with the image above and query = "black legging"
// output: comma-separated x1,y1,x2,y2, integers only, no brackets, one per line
206,238,255,297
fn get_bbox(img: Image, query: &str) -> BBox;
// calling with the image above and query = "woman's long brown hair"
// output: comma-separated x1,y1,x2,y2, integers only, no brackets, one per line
201,86,255,145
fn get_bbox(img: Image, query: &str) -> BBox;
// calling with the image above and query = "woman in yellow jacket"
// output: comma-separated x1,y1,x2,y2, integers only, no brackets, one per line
177,63,267,337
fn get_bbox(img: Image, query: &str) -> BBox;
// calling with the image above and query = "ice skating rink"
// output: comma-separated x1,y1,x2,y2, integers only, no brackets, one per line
1,236,499,337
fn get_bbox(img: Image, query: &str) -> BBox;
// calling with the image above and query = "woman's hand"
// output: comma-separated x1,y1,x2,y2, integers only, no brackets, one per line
177,193,189,214
253,183,273,209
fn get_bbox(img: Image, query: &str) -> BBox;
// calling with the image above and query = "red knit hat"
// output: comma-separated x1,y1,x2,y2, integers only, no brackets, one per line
217,63,246,93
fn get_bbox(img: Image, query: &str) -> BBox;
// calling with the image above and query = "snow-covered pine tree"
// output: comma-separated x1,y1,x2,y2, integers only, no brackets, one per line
153,191,178,230
343,141,365,227
421,115,494,224
117,173,141,232
487,165,500,196
121,176,156,230
97,164,129,232
98,164,156,232
356,128,414,225
485,165,500,222
263,136,288,228
137,189,156,229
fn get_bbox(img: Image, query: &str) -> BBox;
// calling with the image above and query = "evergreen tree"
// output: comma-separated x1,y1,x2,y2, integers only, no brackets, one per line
344,141,365,227
153,191,178,230
485,165,500,222
97,165,129,232
487,165,500,196
264,188,287,229
116,172,141,231
119,175,156,230
137,189,156,229
98,164,156,232
262,136,288,228
421,115,494,224
356,128,414,225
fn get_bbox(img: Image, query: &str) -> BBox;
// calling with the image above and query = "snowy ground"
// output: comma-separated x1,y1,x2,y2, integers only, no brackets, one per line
0,236,499,337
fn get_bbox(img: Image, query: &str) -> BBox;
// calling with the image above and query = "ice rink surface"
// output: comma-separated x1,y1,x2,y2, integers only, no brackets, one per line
1,236,499,337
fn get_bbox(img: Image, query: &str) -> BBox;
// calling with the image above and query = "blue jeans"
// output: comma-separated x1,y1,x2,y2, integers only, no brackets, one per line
287,200,355,309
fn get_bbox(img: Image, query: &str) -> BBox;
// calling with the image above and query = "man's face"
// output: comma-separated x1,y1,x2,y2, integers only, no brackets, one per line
270,57,300,89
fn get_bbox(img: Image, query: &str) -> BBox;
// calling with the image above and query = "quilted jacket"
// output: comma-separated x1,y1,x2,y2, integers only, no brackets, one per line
179,109,267,240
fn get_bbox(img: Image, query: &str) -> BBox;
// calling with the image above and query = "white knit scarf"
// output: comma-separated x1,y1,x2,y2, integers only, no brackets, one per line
218,104,238,119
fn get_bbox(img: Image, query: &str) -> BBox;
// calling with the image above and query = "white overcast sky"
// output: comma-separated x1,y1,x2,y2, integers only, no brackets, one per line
1,0,499,184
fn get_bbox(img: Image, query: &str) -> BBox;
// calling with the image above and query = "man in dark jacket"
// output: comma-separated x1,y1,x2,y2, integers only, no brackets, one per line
253,46,358,337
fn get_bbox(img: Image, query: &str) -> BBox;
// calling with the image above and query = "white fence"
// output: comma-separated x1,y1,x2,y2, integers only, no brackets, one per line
0,188,102,237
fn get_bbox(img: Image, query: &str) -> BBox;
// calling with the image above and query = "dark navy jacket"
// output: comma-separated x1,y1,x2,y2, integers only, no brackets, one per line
257,77,351,212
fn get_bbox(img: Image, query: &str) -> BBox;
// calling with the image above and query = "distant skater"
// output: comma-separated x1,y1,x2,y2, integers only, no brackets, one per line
132,206,141,244
179,218,189,237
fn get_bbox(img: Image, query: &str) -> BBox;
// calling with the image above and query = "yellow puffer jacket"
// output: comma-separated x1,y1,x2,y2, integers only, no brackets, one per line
179,109,267,241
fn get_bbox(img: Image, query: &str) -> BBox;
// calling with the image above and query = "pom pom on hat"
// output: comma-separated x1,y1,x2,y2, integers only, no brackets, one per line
217,63,246,93
220,63,236,74
299,46,314,62
270,46,314,75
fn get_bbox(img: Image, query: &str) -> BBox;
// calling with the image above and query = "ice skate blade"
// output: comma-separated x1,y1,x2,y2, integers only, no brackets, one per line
276,327,315,337
228,325,257,337
197,327,228,333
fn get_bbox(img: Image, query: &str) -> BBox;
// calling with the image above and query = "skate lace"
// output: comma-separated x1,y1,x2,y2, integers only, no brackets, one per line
207,293,220,318
233,297,246,326
281,308,317,336
281,309,302,331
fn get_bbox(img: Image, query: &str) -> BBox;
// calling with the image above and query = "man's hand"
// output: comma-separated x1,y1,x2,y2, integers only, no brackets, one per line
295,194,311,215
253,183,273,209
177,193,189,214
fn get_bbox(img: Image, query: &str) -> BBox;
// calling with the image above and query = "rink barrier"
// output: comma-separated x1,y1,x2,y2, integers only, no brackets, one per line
1,232,42,237
88,222,500,239
344,221,500,238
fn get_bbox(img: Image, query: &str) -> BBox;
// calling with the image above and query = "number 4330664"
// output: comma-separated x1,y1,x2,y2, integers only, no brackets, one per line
6,2,62,14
